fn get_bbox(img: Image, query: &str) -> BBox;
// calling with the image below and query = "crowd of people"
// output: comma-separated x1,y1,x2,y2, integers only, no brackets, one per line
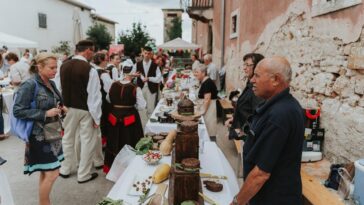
0,39,305,205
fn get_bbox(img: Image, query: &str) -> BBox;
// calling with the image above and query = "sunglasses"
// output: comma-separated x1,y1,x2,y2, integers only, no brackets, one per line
242,115,255,138
243,63,255,67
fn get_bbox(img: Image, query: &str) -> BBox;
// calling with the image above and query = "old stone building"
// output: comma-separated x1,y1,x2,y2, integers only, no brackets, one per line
162,8,184,43
186,0,364,163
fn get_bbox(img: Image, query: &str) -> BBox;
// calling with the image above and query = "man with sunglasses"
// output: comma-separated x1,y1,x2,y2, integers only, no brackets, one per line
231,57,304,205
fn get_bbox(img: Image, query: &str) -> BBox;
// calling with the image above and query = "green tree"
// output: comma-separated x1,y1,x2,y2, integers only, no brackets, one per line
86,23,113,50
118,22,156,56
52,41,71,54
167,17,182,40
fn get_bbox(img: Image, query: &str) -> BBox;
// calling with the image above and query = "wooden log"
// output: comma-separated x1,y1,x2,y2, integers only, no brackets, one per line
175,131,199,163
169,151,204,205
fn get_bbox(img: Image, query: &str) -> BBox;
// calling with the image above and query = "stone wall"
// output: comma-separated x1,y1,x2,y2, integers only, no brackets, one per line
261,12,364,163
225,9,364,163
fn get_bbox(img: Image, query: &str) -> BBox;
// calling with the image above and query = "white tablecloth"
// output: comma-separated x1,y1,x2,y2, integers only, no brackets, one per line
1,90,14,134
0,167,15,205
145,99,210,143
107,142,239,205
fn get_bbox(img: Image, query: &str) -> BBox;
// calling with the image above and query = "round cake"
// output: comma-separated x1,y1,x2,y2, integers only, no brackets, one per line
181,158,200,169
152,135,165,142
181,200,199,205
179,120,198,133
203,180,223,192
177,98,194,116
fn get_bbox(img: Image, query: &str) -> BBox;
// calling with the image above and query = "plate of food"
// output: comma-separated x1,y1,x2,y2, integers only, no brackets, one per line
159,106,174,113
143,151,162,165
128,175,153,196
181,70,191,75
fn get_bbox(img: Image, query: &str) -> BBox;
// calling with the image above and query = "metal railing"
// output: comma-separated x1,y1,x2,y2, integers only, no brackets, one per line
181,0,213,10
191,0,213,8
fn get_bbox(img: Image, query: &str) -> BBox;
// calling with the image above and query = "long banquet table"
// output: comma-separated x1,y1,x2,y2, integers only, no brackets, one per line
144,99,210,143
107,141,239,204
1,88,14,134
108,98,239,204
107,72,239,204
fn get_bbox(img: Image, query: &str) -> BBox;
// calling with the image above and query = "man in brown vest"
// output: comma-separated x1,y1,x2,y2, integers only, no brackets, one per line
135,46,161,118
59,40,102,183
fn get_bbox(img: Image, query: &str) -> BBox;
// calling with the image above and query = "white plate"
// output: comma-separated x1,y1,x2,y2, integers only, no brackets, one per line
159,106,174,112
128,175,153,196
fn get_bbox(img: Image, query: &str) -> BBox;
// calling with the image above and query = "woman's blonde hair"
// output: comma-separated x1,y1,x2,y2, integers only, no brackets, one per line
29,53,57,74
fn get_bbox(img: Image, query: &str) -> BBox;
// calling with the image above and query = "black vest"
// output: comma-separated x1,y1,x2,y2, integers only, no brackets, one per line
60,59,90,111
136,61,159,94
106,65,116,79
96,68,111,123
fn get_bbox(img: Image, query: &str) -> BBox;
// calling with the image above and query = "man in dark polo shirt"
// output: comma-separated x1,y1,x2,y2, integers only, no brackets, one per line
231,57,304,205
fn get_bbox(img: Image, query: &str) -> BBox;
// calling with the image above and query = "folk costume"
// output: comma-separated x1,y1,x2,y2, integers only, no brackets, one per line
59,55,102,182
136,59,162,117
104,61,146,173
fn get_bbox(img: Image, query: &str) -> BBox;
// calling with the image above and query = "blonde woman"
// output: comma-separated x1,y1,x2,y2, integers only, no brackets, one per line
13,53,66,205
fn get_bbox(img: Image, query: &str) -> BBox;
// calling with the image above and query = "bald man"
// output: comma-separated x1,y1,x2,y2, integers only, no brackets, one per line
231,57,304,205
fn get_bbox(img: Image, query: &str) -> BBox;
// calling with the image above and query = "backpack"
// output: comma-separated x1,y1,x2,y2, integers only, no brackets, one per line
10,79,39,142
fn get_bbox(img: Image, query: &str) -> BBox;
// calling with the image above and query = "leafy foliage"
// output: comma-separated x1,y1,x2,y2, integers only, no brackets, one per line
86,23,113,51
52,41,71,54
118,22,156,56
167,17,182,41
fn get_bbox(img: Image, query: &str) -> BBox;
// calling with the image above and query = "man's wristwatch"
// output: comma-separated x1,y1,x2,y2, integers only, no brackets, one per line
233,195,238,205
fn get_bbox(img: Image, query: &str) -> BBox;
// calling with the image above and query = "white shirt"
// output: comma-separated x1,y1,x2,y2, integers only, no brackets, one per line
106,80,146,110
20,57,30,64
93,64,113,94
73,55,102,125
9,61,31,84
52,59,63,92
207,63,217,80
141,60,162,83
192,60,200,71
107,63,120,81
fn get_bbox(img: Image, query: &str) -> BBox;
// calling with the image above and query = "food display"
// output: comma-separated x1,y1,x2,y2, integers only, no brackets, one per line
159,140,173,156
181,200,199,205
177,97,195,116
145,132,171,151
97,197,124,205
203,180,223,192
166,97,173,106
169,116,203,204
179,121,198,133
159,129,177,156
129,176,153,196
152,135,165,142
135,137,153,155
143,151,162,165
181,158,200,170
152,164,171,184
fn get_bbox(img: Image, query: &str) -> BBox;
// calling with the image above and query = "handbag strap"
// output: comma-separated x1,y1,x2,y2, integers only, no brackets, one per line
30,79,39,109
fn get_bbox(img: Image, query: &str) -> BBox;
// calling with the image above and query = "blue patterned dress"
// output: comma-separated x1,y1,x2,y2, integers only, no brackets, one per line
13,74,64,175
